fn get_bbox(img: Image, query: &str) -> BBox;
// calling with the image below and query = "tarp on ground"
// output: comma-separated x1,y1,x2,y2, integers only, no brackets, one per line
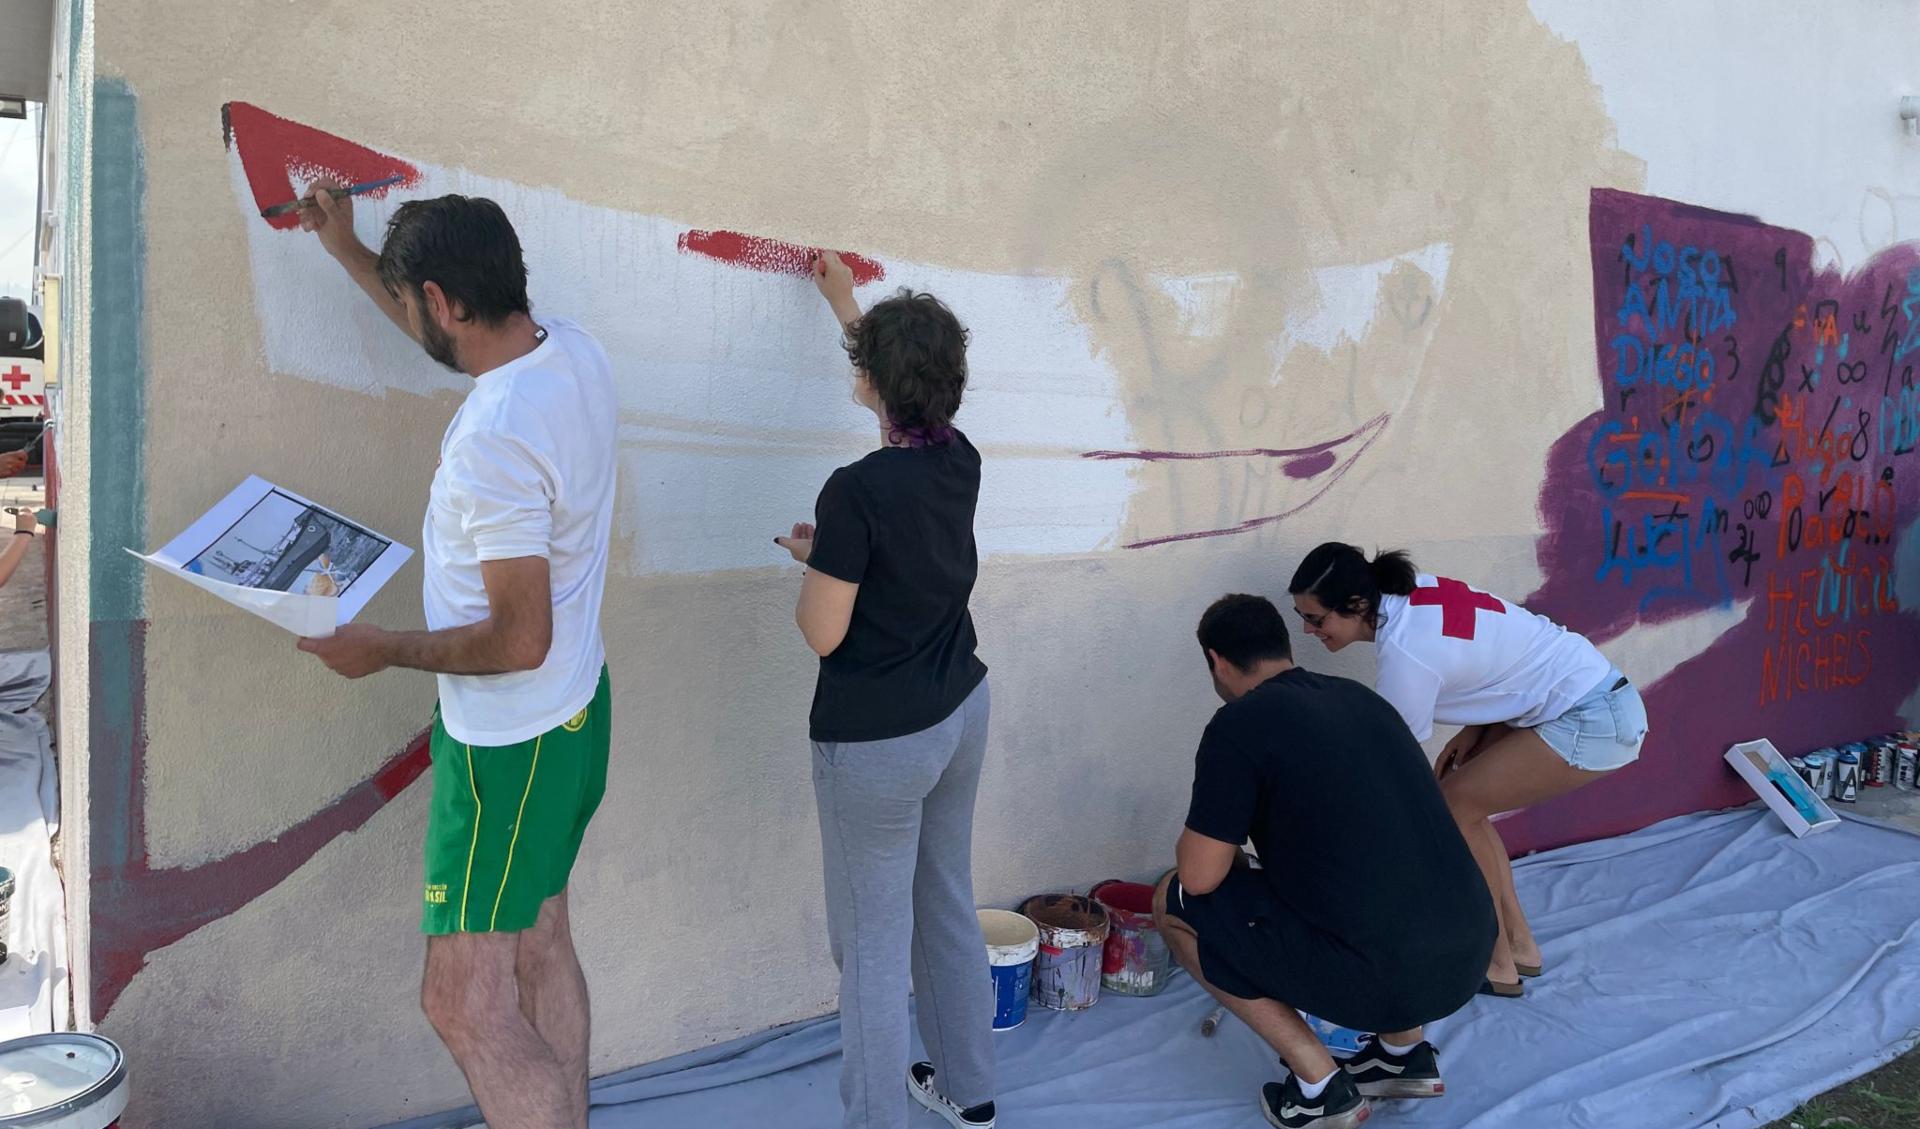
387,806,1920,1129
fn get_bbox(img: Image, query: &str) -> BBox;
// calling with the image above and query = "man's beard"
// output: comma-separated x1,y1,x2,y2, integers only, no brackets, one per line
421,317,460,372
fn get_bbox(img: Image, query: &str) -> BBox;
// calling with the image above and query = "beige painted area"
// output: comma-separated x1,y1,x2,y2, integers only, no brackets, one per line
92,2,1640,1125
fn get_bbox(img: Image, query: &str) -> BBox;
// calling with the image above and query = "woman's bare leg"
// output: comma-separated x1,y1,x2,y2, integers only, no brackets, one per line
1441,727,1612,986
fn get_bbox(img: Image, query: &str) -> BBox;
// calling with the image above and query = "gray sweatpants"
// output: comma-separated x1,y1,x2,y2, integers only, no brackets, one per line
811,679,996,1129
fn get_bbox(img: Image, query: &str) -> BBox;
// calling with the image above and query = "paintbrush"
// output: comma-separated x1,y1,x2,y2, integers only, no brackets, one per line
259,175,405,219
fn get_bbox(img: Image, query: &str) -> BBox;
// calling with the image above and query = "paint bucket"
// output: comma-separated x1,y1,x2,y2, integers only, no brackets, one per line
977,909,1040,1031
0,1032,129,1128
1019,895,1109,1011
1090,880,1172,997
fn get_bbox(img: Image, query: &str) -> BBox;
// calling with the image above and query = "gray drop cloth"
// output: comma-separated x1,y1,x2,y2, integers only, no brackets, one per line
387,807,1920,1129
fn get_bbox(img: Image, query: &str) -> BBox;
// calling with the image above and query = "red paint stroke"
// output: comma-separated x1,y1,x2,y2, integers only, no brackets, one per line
1085,414,1390,549
90,619,431,1018
677,229,885,285
222,101,420,231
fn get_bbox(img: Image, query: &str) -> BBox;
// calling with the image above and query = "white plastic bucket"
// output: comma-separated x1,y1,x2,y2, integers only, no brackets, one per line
0,1032,129,1128
978,909,1040,1031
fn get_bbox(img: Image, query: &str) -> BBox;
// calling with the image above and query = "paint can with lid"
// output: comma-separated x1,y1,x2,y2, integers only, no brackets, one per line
1090,880,1172,997
0,1032,129,1128
1804,753,1831,799
1834,750,1861,803
1019,895,1109,1011
977,909,1039,1032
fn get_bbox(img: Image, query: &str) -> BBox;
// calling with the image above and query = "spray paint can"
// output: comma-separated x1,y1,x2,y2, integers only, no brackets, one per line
1789,757,1810,789
1896,744,1916,792
1805,753,1831,799
1835,750,1861,803
1861,741,1884,787
1872,741,1895,787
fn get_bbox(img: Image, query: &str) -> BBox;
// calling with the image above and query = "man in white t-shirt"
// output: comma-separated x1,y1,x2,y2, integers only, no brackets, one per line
293,182,617,1129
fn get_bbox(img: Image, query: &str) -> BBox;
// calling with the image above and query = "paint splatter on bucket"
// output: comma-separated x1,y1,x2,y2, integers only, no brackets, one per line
977,909,1040,1031
0,1032,129,1127
1090,880,1172,997
1019,895,1109,1011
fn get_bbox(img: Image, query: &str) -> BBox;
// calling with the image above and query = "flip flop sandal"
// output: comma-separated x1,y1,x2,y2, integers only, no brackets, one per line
1515,962,1543,978
1478,979,1525,999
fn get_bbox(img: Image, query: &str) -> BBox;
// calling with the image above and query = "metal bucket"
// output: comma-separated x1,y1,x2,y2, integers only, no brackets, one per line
1019,895,1109,1011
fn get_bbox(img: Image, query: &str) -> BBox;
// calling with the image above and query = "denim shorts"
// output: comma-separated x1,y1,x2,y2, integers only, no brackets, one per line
1529,671,1648,772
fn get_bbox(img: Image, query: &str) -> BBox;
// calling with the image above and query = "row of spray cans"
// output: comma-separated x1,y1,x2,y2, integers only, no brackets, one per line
1788,734,1918,804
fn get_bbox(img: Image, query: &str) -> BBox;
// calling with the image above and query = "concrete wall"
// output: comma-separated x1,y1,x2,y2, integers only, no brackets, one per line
63,2,1920,1126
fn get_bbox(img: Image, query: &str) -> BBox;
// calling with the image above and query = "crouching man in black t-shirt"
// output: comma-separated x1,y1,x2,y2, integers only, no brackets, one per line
1153,595,1497,1129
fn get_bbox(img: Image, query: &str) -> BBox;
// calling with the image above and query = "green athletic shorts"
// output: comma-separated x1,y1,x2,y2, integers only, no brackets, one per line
422,666,610,934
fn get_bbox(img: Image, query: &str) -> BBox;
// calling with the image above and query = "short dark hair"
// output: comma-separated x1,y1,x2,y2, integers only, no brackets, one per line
1196,594,1293,670
844,290,968,443
1288,542,1417,628
375,195,530,327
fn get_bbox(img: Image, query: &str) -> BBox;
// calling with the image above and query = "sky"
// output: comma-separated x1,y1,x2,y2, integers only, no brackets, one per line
0,108,39,303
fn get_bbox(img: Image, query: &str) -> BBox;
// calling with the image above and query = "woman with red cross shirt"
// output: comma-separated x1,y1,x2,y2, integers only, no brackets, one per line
1287,542,1647,998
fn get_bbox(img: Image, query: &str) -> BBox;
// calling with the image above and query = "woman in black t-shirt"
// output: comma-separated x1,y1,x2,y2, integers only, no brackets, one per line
772,252,997,1129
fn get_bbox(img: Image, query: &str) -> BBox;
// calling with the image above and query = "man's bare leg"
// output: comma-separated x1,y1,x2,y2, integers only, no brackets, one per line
517,890,591,1128
1152,874,1335,1086
423,932,574,1129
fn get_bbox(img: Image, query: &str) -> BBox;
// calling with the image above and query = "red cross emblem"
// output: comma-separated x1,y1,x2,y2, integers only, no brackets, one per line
1409,577,1505,640
0,366,28,392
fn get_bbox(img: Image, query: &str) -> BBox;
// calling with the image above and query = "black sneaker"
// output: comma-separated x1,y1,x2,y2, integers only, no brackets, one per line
908,1062,995,1128
1340,1035,1445,1099
1260,1071,1370,1128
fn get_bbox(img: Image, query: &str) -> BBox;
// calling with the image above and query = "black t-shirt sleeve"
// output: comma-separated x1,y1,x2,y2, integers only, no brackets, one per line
1184,715,1259,846
808,468,872,584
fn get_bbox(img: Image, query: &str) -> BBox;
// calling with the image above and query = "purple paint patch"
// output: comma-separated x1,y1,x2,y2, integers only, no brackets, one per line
1496,189,1920,857
1284,451,1338,479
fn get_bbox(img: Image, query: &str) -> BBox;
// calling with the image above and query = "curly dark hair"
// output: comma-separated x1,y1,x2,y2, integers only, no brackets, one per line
843,289,969,444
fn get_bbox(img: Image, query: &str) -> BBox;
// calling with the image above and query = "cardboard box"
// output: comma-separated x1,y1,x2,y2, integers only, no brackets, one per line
1725,739,1841,838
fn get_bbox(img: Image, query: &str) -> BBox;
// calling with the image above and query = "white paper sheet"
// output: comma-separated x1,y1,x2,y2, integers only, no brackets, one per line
131,475,412,637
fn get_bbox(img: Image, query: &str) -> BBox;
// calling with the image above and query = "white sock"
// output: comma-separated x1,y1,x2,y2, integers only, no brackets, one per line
1296,1070,1333,1100
1379,1036,1422,1056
